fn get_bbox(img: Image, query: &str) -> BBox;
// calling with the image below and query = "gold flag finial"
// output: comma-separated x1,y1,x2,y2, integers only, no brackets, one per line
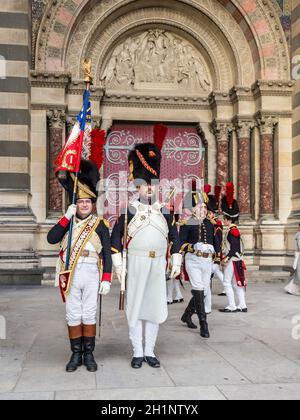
83,58,93,84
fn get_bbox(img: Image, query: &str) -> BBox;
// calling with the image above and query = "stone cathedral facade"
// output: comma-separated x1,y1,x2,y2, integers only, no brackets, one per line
0,0,299,284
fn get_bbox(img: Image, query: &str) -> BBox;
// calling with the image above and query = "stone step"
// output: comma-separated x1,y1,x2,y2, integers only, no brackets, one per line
0,269,43,286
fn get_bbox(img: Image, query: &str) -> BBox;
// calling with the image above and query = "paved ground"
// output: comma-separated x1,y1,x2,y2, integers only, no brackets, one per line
0,279,300,400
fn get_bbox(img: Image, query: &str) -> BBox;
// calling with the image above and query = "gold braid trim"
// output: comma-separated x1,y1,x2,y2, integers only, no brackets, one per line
136,150,158,177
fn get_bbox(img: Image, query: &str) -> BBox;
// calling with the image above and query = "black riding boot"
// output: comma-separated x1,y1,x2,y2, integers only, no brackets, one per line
66,337,82,372
181,297,197,329
192,290,210,338
83,337,98,372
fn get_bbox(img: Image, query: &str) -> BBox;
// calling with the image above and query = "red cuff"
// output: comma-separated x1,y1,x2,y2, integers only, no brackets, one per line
59,216,70,228
102,273,112,282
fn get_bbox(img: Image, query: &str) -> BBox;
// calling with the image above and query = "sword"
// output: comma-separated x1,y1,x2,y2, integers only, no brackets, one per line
98,293,102,338
119,191,129,311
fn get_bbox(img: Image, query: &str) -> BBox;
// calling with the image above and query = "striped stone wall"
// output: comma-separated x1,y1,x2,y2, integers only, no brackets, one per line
292,0,300,197
0,0,31,197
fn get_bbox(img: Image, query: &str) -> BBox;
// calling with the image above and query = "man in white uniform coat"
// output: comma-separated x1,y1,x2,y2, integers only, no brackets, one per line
111,142,182,369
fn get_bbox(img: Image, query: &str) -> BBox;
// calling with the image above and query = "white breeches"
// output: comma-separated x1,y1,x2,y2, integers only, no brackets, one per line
65,263,99,326
223,261,247,310
185,253,212,293
129,320,160,358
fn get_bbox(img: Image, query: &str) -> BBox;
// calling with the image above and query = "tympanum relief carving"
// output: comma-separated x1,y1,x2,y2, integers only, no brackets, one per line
100,30,211,93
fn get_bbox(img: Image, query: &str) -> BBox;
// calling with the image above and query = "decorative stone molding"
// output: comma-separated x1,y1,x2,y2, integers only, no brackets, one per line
102,92,210,110
30,71,71,88
32,0,47,69
64,1,256,89
229,86,253,104
68,82,105,101
47,108,66,130
208,91,231,109
251,80,295,99
34,0,290,84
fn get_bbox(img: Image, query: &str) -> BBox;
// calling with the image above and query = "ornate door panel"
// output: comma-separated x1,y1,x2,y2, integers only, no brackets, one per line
103,123,205,226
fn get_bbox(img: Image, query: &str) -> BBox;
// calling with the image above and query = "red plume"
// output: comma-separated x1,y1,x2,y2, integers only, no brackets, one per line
90,129,106,170
215,185,221,206
204,184,211,194
226,182,234,209
154,124,168,151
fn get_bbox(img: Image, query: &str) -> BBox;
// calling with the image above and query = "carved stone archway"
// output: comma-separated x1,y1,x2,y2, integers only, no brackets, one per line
35,0,290,82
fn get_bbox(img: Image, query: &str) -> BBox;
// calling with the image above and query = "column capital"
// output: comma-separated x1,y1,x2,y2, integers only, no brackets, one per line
47,108,66,130
233,117,255,139
101,118,113,132
210,120,233,142
255,112,278,136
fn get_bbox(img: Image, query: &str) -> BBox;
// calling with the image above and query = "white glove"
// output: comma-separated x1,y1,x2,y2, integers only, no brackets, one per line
194,242,202,252
65,204,77,220
114,266,123,284
170,253,182,279
99,281,111,296
112,253,123,284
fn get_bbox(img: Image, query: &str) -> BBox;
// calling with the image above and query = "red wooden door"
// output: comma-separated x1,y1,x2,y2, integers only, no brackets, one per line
102,122,205,226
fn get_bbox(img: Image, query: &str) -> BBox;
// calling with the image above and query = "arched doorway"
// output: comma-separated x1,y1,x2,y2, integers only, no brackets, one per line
103,121,206,226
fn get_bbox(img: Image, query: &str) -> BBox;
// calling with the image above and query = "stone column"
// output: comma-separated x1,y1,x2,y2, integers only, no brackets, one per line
234,120,254,216
211,121,231,191
47,109,66,217
257,115,278,218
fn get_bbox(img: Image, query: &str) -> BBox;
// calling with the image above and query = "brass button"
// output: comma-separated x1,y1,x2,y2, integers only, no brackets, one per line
149,251,156,258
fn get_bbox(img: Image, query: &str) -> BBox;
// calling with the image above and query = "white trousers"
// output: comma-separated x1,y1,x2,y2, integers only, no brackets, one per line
223,261,247,310
65,263,99,326
167,278,183,303
205,285,212,314
186,253,212,314
205,264,225,313
212,263,224,285
129,320,159,358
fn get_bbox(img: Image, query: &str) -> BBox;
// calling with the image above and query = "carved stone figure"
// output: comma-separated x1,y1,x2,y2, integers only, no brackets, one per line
100,29,211,92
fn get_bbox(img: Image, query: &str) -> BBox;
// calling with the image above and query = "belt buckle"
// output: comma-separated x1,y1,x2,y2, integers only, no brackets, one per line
82,250,89,258
149,251,156,258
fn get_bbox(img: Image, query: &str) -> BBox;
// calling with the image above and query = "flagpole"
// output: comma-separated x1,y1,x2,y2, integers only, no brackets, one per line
65,59,93,271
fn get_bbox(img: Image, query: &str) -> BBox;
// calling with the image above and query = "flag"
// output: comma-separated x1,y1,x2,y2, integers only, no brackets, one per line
54,89,91,174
